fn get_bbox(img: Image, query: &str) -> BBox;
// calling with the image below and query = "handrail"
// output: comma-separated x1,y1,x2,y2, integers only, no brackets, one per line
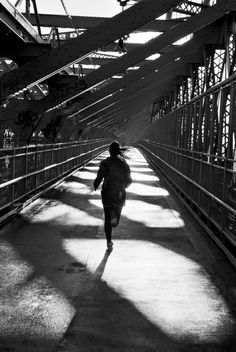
0,139,111,223
138,143,236,216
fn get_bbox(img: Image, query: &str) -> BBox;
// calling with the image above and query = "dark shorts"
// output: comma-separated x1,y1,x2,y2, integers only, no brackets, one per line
101,188,126,207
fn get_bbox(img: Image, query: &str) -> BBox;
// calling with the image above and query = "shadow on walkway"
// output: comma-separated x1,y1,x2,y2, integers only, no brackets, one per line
0,149,235,352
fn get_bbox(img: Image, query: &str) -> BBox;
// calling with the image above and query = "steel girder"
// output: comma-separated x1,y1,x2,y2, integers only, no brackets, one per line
1,43,51,62
0,1,50,64
78,25,221,116
76,46,204,124
83,82,182,130
87,79,176,126
79,82,174,128
87,65,204,130
79,35,236,129
86,80,181,128
93,84,174,129
95,98,155,131
0,0,44,44
26,13,184,32
156,30,236,117
0,0,182,100
25,0,235,116
85,65,189,129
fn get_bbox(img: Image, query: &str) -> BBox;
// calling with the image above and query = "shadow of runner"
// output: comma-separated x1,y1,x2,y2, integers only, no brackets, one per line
56,250,178,352
57,250,236,352
93,250,112,281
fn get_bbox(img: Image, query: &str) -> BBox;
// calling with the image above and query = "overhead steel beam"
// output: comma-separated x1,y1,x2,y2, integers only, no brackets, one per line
87,67,188,127
26,0,234,115
86,68,186,127
102,82,177,131
1,42,51,61
97,86,171,128
79,24,220,115
90,86,161,125
97,94,157,131
0,0,45,44
26,13,184,32
27,13,108,28
0,0,182,100
80,77,178,127
77,46,200,122
93,82,172,126
91,88,161,127
78,101,121,126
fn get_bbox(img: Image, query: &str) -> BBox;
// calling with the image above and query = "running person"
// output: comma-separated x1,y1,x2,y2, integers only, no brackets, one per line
93,142,132,251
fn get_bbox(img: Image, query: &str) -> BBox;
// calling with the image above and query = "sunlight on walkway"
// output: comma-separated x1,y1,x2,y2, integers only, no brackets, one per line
29,200,103,226
0,148,235,352
127,183,169,196
63,238,235,342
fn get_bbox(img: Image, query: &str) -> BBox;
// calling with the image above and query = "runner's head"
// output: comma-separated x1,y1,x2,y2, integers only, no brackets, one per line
109,141,123,156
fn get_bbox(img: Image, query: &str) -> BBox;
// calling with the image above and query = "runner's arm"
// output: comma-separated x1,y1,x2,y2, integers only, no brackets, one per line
93,162,107,190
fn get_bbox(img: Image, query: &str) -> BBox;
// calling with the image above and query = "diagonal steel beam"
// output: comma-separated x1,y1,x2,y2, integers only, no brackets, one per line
89,87,161,127
87,71,183,128
81,78,176,127
0,0,182,100
77,47,199,123
78,24,220,115
28,0,234,115
92,83,172,128
88,64,191,128
99,85,172,127
26,13,184,32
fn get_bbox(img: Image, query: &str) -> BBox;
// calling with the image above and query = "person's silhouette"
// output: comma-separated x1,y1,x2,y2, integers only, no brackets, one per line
93,142,132,251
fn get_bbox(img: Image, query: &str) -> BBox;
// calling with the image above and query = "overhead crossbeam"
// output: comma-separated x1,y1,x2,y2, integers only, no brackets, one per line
27,0,235,115
0,0,182,100
94,83,174,128
75,38,215,123
83,61,190,126
0,0,44,44
26,13,184,32
78,24,220,116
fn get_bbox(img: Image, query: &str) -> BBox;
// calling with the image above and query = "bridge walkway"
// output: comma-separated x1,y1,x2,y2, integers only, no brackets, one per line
0,148,236,352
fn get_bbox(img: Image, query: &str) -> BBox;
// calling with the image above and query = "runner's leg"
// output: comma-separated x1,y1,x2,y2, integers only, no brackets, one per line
104,206,112,243
111,206,122,228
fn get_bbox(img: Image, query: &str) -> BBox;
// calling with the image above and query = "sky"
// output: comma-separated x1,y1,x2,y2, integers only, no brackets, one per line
10,0,123,17
9,0,161,45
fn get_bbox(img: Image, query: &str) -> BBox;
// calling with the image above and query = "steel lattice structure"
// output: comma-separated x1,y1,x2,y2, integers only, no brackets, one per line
137,20,236,265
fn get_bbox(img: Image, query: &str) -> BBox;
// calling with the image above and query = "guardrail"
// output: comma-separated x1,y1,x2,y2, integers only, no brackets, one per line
137,140,236,268
0,139,110,223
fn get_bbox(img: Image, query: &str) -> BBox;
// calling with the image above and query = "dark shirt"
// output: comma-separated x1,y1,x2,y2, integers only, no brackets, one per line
94,155,132,207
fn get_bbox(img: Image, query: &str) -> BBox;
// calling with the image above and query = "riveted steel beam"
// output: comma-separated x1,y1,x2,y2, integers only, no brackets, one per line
0,43,51,63
0,0,44,44
77,47,199,122
81,80,180,128
86,67,185,127
89,85,163,125
79,24,221,115
26,0,235,115
94,83,171,126
0,0,182,100
26,13,184,32
89,72,189,129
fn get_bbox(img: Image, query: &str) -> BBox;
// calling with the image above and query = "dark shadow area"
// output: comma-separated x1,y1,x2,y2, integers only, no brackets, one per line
1,150,236,352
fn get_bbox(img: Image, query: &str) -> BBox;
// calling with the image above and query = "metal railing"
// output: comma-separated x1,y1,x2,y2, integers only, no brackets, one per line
137,140,236,267
0,139,110,223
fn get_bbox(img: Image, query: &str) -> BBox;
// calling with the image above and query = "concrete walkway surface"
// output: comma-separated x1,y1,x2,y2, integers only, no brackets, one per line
0,148,236,352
